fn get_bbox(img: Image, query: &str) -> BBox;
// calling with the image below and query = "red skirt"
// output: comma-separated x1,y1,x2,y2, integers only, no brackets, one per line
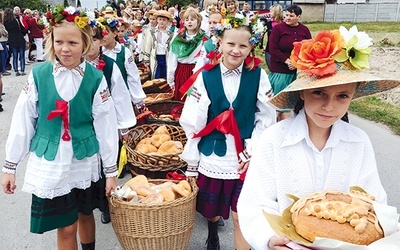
196,173,244,220
174,62,195,101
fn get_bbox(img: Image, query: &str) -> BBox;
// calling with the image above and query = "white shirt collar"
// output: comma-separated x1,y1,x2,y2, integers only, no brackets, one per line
53,60,86,78
281,109,365,149
220,62,243,77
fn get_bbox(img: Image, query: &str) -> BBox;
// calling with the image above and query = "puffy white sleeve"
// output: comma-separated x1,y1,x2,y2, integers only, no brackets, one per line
246,69,276,154
124,48,146,104
92,77,119,177
110,63,136,130
3,73,38,173
237,129,281,250
166,50,178,89
179,73,210,171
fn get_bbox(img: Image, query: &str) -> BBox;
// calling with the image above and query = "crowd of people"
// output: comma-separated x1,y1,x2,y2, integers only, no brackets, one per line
1,0,399,250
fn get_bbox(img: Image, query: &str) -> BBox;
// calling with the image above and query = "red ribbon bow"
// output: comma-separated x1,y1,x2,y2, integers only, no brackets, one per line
46,100,71,141
192,109,246,180
97,59,106,71
244,56,262,70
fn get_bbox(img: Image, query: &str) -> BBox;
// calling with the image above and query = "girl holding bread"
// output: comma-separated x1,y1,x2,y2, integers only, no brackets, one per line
237,26,400,250
179,14,276,250
1,6,119,250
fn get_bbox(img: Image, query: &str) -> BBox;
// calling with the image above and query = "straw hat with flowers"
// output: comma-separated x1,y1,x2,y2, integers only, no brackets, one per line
269,26,400,110
144,9,157,19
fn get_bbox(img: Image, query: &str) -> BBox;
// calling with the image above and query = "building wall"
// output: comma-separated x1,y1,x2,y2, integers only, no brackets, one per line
295,3,325,22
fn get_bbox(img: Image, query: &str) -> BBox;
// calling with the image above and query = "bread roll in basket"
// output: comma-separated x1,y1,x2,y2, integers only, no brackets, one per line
290,190,384,245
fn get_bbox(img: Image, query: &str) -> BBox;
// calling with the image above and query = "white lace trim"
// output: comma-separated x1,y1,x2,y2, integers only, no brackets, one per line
22,175,99,199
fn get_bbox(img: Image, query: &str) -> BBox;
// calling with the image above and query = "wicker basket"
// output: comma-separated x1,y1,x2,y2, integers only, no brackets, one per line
126,124,187,179
143,79,170,94
145,100,184,126
108,179,198,250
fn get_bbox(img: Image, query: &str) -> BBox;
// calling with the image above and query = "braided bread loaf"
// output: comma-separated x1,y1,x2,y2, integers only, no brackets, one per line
290,190,383,245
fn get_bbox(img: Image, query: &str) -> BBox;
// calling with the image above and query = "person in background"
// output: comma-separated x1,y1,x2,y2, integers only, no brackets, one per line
1,6,118,250
140,9,157,61
142,10,174,80
237,26,399,250
179,14,275,250
260,3,284,70
217,0,226,11
268,4,311,121
28,10,45,62
200,0,217,36
0,11,10,76
167,7,207,101
224,0,239,15
240,3,254,20
4,7,28,76
22,8,34,64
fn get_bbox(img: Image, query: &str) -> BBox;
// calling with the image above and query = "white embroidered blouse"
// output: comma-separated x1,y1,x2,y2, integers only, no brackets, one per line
3,62,119,199
237,109,388,250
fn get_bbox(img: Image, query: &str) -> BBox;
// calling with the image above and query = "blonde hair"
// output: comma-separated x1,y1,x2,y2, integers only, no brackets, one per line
203,0,217,8
182,7,202,33
270,4,284,23
44,21,93,63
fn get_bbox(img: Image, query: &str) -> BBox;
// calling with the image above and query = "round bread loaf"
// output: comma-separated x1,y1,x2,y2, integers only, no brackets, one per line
290,190,383,245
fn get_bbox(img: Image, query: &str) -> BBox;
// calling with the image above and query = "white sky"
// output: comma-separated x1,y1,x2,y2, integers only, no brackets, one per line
78,0,108,10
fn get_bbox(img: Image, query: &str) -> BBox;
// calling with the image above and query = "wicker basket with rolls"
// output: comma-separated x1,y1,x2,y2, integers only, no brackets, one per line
142,78,170,94
145,100,184,126
109,175,198,250
290,190,384,245
125,124,187,179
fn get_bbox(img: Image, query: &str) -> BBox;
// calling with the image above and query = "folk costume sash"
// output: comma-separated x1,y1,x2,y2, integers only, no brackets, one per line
30,62,102,161
170,31,207,59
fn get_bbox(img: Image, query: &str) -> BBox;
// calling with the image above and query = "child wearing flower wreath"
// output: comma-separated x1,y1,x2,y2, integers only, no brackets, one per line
99,16,146,111
167,7,208,101
237,26,400,250
179,13,276,250
1,6,119,249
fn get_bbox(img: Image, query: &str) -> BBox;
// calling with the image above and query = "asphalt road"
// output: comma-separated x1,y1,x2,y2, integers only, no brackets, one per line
0,62,399,249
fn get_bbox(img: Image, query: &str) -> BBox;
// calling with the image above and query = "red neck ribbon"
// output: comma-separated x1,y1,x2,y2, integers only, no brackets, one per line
46,100,71,141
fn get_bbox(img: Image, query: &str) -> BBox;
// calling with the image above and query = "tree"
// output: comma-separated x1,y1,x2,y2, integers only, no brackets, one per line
64,0,69,8
0,0,48,12
164,0,193,8
77,0,82,7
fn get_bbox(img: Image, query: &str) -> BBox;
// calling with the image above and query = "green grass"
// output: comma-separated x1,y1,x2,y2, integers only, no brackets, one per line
256,21,400,134
349,96,400,135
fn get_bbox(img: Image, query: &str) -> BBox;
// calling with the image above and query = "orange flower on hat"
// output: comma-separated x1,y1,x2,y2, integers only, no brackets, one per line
291,30,344,77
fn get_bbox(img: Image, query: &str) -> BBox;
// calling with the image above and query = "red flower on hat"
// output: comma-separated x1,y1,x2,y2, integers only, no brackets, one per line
291,30,344,77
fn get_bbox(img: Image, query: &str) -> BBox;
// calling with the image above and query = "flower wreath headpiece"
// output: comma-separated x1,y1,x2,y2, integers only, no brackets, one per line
97,16,120,29
290,25,373,77
213,13,265,46
45,6,89,29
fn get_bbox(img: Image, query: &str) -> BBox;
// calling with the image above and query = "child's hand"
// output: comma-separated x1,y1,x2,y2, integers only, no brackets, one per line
237,159,250,174
105,177,117,196
1,173,16,194
268,236,292,250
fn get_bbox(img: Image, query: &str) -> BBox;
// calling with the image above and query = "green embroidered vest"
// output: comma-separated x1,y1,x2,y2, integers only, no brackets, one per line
114,45,128,87
102,55,114,89
29,62,102,160
198,64,261,156
204,39,216,54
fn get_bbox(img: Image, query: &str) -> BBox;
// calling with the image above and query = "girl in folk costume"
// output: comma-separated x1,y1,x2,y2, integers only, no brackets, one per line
167,7,208,101
139,9,157,61
179,14,276,250
100,16,146,111
1,6,119,250
237,27,400,250
85,22,136,140
117,21,134,54
85,21,136,225
142,10,175,79
193,8,223,73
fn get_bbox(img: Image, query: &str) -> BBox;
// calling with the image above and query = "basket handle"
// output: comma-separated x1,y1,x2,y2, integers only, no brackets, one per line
109,195,118,207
